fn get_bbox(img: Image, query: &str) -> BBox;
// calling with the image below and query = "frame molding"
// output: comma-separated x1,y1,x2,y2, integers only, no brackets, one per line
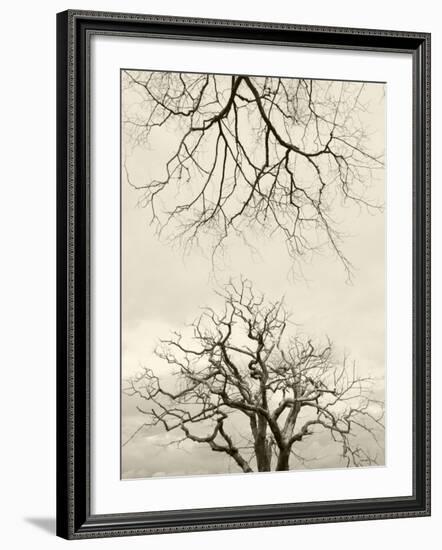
56,9,431,539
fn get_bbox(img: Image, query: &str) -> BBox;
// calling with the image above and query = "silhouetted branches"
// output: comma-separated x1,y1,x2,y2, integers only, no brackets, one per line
123,71,384,278
124,279,384,472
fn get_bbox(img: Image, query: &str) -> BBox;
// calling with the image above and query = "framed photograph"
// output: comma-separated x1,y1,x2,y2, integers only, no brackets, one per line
56,10,431,539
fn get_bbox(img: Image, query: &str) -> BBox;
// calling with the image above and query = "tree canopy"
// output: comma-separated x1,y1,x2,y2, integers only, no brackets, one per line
123,72,384,277
124,279,384,472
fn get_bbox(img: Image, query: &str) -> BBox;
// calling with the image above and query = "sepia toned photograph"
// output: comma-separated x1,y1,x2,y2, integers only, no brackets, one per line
56,12,431,539
121,69,386,479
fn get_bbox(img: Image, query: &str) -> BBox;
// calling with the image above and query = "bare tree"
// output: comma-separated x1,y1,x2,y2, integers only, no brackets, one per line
123,71,384,277
124,279,384,473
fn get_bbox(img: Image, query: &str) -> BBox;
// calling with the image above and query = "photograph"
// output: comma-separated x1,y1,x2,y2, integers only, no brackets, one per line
121,70,386,478
54,9,430,539
0,2,436,548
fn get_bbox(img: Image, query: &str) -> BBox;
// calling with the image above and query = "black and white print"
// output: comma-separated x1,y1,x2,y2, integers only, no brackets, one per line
121,70,385,478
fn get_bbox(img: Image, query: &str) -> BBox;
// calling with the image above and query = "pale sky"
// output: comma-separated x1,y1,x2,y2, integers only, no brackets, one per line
121,72,385,479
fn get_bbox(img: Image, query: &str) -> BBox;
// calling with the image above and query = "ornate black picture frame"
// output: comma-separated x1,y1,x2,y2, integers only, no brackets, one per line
56,9,430,540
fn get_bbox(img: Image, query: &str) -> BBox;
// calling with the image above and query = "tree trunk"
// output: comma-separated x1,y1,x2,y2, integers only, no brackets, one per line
255,435,272,471
253,415,272,471
276,446,291,471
